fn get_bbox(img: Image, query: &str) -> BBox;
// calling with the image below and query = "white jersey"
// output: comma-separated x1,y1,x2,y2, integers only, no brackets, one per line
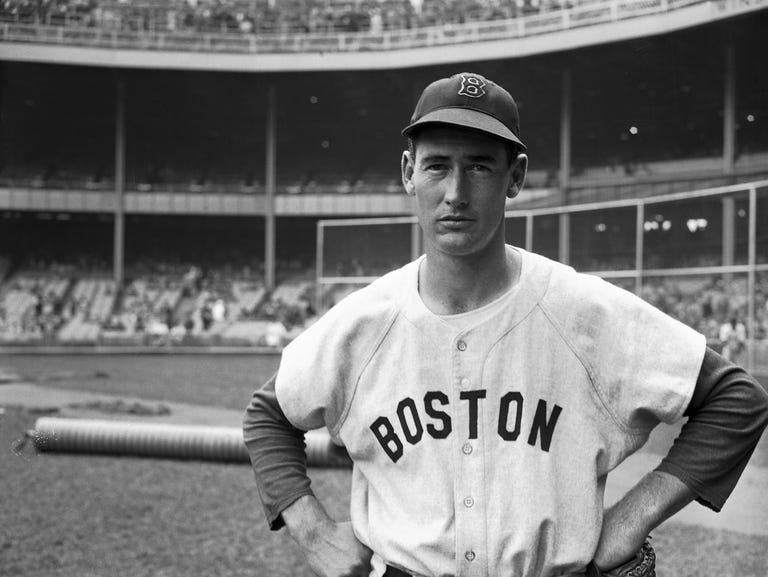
275,246,705,577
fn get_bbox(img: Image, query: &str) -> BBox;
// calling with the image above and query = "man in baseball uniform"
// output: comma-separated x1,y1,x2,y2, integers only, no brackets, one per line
243,72,768,577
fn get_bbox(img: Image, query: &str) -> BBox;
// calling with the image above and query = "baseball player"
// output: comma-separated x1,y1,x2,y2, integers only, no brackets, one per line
243,72,768,577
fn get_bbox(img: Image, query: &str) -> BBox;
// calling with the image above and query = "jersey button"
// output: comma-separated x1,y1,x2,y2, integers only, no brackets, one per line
465,550,476,562
460,377,470,387
457,340,467,351
462,442,473,455
463,497,474,508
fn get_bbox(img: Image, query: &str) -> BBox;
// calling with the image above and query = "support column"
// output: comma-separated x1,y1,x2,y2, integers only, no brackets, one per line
113,74,125,289
559,66,572,192
723,42,736,174
265,83,276,292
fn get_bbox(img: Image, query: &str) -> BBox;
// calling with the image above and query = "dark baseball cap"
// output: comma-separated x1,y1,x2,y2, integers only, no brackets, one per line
402,72,526,150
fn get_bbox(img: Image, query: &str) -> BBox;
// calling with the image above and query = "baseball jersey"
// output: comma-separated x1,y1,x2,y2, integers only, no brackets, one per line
274,245,706,577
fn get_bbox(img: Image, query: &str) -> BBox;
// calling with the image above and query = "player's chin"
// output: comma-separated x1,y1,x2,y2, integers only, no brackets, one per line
433,233,483,256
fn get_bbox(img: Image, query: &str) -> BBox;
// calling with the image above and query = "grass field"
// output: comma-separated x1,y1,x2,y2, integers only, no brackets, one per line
1,354,767,577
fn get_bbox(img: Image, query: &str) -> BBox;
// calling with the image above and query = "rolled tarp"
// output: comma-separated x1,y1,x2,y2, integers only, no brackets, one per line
32,417,352,468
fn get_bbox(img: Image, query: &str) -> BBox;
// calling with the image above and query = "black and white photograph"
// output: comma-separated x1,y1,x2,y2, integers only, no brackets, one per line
1,1,767,576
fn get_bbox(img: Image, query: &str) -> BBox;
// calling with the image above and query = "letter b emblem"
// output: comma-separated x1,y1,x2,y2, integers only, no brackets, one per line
458,75,486,98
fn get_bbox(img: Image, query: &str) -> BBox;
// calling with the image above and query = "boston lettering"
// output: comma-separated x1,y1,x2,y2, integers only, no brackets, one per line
369,389,562,463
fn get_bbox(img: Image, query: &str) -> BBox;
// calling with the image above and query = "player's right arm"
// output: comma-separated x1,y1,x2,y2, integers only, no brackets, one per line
242,373,313,529
282,495,372,577
242,374,372,577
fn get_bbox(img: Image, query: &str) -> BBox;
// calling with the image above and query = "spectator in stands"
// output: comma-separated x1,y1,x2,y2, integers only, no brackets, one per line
163,303,174,331
720,317,747,362
201,301,213,331
212,297,226,322
264,319,287,347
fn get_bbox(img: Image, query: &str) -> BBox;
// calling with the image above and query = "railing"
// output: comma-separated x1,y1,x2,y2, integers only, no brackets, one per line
317,179,768,374
4,151,767,198
0,0,715,54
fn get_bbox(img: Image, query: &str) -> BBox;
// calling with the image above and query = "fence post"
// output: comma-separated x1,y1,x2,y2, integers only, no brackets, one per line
635,202,644,296
525,213,534,252
316,222,324,314
747,186,757,373
559,213,570,265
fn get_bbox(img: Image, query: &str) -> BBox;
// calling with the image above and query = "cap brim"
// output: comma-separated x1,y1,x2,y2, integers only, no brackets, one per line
402,108,526,150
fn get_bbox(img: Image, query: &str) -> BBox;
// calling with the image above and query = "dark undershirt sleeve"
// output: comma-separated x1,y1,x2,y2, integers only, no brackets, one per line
655,346,768,512
242,373,314,530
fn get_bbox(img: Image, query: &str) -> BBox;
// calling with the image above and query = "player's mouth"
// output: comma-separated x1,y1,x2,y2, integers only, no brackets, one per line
438,215,474,229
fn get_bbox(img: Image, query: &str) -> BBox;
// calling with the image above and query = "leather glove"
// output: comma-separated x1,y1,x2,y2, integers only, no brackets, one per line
585,539,656,577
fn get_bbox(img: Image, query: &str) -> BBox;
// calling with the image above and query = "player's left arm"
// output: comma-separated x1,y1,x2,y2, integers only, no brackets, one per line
594,346,768,570
593,470,691,570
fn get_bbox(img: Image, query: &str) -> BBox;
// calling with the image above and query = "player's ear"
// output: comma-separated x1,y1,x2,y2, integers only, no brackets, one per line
402,150,415,196
507,153,528,199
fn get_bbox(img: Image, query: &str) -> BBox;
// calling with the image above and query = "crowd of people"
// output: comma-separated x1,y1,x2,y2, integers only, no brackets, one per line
0,274,71,341
0,257,318,347
1,252,767,358
0,0,580,35
640,274,768,364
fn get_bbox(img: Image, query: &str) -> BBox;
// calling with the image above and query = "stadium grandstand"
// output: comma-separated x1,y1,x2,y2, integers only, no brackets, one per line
0,0,766,376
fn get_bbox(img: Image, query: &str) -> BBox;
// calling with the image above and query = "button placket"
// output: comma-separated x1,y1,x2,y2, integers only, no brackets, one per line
453,332,486,577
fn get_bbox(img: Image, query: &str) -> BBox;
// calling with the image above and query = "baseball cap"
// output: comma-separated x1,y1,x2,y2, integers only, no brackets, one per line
402,72,526,150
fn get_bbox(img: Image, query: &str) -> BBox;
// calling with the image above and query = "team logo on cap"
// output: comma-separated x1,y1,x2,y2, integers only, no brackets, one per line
458,74,486,98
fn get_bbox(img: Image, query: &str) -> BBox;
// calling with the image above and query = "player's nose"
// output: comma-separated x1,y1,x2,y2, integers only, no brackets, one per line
443,170,469,208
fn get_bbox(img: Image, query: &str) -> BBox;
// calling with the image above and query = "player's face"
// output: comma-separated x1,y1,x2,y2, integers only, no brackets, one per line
402,125,526,258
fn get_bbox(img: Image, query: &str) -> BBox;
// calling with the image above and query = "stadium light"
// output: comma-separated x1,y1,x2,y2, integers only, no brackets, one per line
686,218,708,233
629,126,639,135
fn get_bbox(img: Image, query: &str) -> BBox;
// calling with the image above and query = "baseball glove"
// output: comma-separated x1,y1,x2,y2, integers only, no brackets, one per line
585,539,655,577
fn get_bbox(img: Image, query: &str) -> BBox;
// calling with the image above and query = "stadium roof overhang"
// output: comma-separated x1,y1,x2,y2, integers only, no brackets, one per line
0,1,765,72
